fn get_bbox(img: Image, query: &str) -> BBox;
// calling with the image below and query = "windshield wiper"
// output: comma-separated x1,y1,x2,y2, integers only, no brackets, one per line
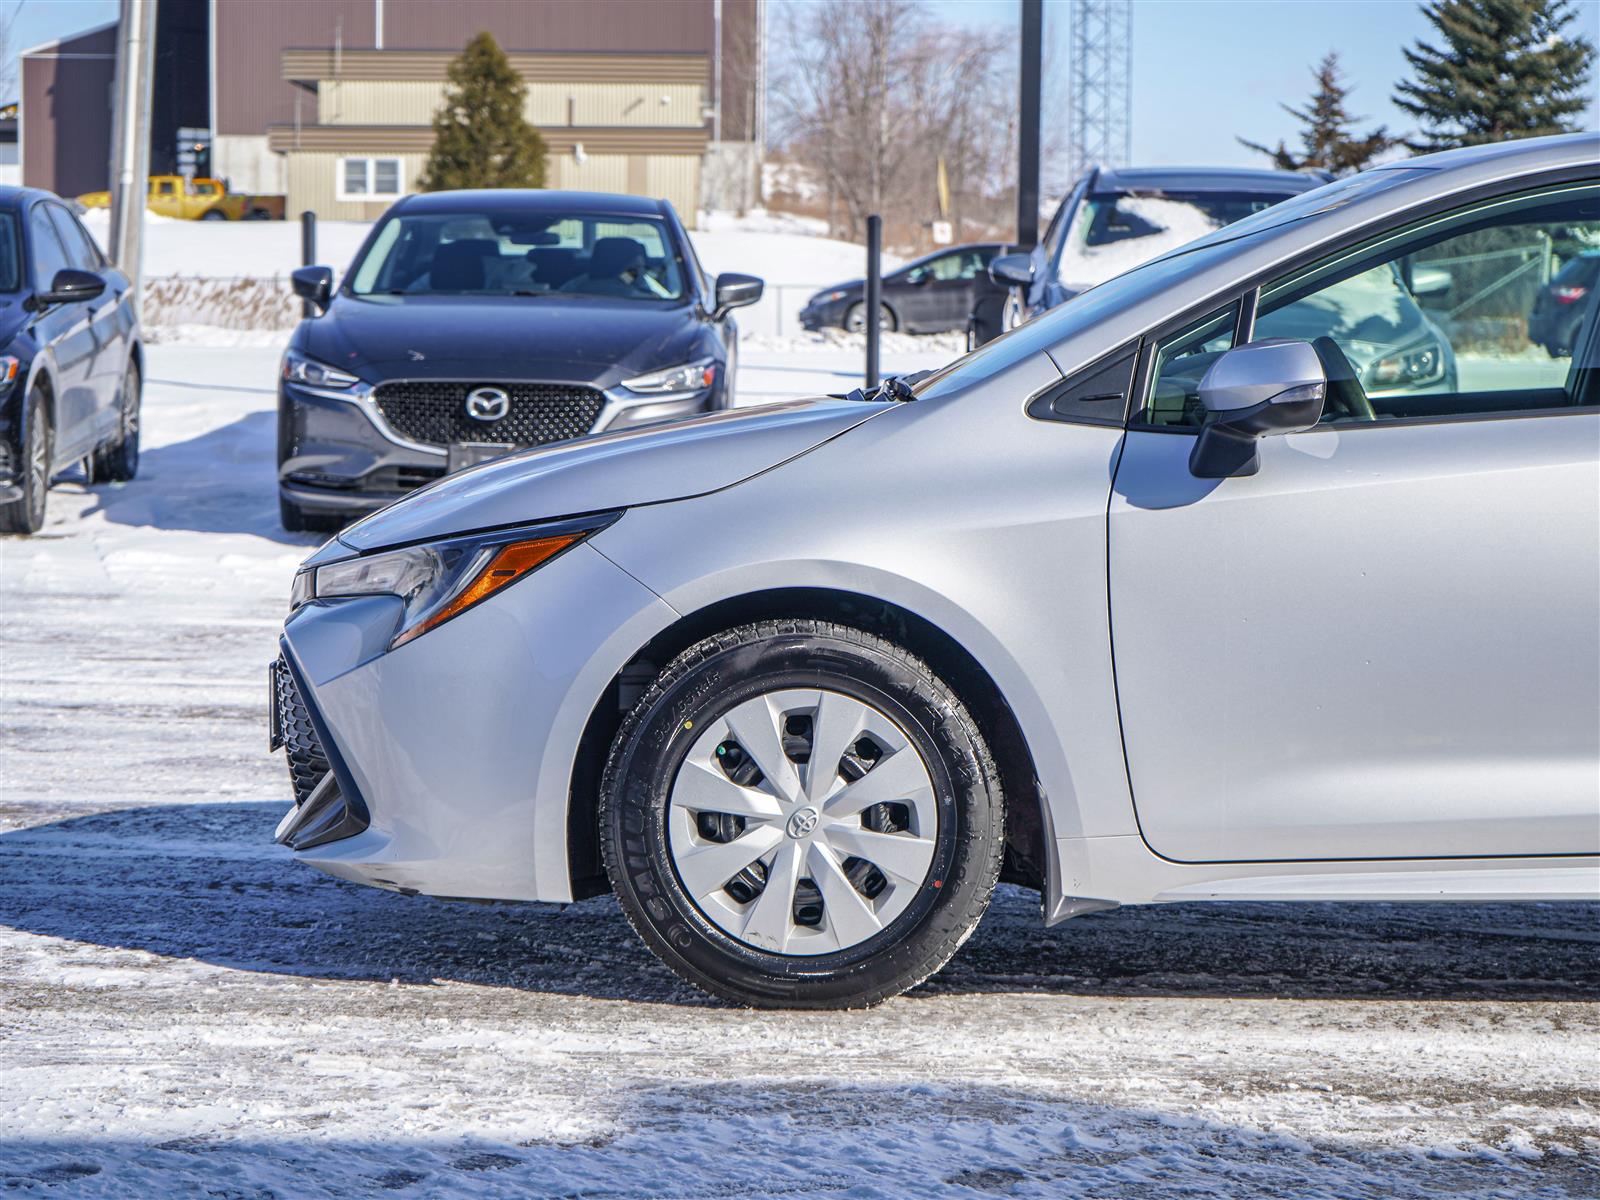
839,372,929,404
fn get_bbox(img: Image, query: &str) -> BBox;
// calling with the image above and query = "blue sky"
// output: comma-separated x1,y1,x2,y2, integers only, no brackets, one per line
14,0,1600,174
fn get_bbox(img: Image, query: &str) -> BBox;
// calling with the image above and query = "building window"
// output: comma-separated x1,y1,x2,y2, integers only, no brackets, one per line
338,157,404,201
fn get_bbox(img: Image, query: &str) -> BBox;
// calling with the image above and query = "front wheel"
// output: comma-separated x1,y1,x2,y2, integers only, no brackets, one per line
601,620,1003,1008
201,209,228,221
0,389,51,534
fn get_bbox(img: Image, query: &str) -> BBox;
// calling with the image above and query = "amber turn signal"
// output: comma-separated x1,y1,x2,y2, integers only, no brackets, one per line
391,533,582,648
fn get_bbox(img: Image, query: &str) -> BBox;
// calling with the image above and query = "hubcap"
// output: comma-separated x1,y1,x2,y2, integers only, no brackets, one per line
666,688,939,956
27,412,46,523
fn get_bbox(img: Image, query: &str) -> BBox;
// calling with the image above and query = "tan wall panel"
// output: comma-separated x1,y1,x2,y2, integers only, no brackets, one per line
646,155,702,225
551,153,630,195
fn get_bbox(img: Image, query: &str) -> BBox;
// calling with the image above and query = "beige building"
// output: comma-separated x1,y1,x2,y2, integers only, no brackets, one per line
269,49,713,224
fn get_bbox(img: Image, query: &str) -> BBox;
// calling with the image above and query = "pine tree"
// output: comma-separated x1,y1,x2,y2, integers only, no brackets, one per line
1393,0,1596,151
420,32,547,191
1239,53,1396,177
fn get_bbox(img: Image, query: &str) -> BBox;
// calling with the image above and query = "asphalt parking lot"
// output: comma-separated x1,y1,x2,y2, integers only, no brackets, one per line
2,346,1597,1198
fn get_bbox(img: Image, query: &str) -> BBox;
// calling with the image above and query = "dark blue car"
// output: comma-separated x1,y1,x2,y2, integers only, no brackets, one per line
0,188,142,534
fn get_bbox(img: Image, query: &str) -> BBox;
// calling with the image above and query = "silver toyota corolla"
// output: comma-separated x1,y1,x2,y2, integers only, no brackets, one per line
272,134,1600,1008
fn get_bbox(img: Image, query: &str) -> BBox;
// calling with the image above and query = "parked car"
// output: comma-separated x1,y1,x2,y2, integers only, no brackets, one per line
1529,249,1599,356
0,188,142,534
978,166,1328,346
799,243,1008,335
271,134,1599,1009
77,174,270,221
277,189,762,531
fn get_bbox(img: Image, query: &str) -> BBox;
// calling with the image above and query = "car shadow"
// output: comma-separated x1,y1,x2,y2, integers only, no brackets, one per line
78,411,321,546
1,802,1594,1007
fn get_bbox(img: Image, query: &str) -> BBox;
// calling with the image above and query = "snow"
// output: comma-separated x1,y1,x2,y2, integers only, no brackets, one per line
1059,195,1224,291
1,343,1597,1197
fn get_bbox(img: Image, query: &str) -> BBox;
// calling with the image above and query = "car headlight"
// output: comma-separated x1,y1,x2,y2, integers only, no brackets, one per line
0,356,18,395
620,358,716,394
816,289,849,304
289,514,618,648
1368,339,1446,389
282,348,360,390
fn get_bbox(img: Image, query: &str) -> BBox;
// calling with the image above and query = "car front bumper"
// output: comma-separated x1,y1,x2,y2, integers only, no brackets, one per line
279,378,718,514
799,297,853,331
274,540,674,902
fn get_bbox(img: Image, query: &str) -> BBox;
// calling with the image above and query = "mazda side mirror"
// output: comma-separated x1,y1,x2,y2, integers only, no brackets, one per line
292,265,334,311
988,253,1033,287
39,268,105,307
1411,265,1453,297
1189,339,1326,479
713,272,763,317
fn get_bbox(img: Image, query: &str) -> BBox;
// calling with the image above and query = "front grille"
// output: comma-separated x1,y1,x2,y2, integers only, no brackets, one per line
273,656,329,806
373,381,606,448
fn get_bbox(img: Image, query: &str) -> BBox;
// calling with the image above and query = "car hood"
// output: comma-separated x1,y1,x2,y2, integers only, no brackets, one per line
335,397,892,552
302,294,709,385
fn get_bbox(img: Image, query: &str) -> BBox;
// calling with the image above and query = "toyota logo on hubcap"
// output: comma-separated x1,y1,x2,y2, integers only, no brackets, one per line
786,807,820,839
465,387,510,422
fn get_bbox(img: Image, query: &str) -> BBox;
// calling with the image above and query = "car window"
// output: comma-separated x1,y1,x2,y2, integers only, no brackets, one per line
45,204,101,271
348,210,686,301
1252,182,1600,422
926,250,984,282
1143,305,1239,427
28,205,71,291
155,180,175,195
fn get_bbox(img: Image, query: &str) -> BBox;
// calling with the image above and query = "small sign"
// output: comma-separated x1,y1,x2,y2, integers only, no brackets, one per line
931,220,953,246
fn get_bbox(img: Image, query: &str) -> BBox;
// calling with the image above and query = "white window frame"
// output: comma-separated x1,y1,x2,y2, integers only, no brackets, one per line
336,157,405,202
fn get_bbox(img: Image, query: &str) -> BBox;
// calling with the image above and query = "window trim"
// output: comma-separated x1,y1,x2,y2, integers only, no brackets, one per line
1126,175,1600,430
337,156,406,202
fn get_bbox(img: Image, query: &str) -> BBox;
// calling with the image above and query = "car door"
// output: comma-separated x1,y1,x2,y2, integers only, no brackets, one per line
26,202,100,462
46,202,126,440
147,177,181,219
1108,181,1600,863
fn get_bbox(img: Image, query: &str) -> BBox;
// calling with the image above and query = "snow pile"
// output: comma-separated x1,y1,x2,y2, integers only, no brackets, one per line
698,207,829,236
743,326,965,358
143,276,301,334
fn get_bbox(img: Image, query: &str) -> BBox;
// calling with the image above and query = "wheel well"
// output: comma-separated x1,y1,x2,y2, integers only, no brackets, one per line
566,587,1050,900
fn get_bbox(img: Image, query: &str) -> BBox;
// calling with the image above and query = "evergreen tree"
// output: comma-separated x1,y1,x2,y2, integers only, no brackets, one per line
1239,52,1396,176
420,32,547,191
1393,0,1595,151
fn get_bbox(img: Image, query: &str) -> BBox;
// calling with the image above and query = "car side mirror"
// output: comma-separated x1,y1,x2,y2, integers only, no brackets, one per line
905,268,928,286
713,272,763,316
39,267,105,306
988,253,1033,287
292,265,334,311
1189,339,1326,479
1411,265,1453,297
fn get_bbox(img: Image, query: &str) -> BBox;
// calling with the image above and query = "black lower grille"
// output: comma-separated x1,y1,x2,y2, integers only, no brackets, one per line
373,381,605,448
273,657,329,806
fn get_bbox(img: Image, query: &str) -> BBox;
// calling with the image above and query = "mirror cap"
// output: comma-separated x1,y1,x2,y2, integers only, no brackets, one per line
714,272,763,311
987,252,1033,287
1199,338,1326,413
291,265,334,304
44,268,106,304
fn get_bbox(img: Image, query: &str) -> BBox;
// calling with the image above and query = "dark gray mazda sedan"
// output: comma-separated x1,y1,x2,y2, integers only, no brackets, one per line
277,189,761,531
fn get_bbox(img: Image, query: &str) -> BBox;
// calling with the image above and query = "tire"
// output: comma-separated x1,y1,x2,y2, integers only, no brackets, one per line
843,302,896,334
89,359,141,483
201,209,227,221
1,389,51,535
601,619,1003,1009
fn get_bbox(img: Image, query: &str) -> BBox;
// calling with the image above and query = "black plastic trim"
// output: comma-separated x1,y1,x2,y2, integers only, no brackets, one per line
276,637,371,841
1029,346,1138,427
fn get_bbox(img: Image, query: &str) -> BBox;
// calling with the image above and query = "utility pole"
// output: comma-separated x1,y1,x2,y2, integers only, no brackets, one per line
1017,0,1043,249
107,0,157,317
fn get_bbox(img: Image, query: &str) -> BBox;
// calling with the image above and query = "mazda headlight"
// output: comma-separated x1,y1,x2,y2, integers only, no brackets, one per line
620,358,716,394
282,348,360,390
1368,338,1446,389
289,515,618,648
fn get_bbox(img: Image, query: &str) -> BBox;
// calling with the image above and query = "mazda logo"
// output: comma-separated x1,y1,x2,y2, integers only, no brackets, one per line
465,387,510,422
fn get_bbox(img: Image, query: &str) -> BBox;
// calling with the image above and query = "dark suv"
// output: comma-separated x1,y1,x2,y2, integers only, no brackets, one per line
0,188,142,534
278,190,761,531
979,166,1328,345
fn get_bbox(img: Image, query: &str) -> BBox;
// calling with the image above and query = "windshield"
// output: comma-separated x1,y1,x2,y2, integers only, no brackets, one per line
1056,190,1302,288
0,213,18,291
348,211,688,301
